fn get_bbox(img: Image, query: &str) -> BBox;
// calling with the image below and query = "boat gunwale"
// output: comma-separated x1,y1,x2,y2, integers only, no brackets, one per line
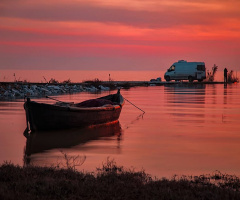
26,101,123,111
24,91,125,112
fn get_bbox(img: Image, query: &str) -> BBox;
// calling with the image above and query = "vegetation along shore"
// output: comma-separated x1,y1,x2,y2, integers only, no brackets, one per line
1,159,240,200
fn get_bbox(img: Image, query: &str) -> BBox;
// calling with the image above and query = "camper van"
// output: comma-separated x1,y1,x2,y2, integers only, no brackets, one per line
164,60,206,82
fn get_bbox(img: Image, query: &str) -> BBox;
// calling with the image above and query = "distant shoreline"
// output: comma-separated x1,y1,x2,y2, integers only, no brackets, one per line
0,80,232,85
0,80,236,100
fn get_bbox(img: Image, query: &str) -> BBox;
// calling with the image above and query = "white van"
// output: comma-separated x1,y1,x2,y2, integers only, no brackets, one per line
164,60,206,82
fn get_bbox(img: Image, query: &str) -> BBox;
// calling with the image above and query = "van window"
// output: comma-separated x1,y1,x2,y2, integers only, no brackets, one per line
169,65,175,71
197,65,205,71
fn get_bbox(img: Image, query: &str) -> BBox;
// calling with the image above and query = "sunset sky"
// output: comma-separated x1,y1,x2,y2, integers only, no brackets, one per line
0,0,240,71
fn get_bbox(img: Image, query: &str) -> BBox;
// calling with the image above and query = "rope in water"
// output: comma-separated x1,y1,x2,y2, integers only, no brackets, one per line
123,97,145,114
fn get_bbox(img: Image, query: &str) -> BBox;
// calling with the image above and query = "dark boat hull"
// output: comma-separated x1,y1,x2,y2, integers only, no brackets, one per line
24,91,124,131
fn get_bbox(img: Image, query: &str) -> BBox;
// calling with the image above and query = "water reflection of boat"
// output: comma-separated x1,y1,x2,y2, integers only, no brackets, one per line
24,90,124,131
24,121,122,159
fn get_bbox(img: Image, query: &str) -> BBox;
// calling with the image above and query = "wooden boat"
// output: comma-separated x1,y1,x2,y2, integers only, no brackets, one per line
24,89,124,131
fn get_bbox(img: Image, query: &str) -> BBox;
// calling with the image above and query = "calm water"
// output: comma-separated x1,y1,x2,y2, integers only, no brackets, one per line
0,84,240,178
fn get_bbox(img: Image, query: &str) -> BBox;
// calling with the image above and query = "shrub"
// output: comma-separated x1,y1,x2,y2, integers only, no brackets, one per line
227,70,239,83
206,64,218,82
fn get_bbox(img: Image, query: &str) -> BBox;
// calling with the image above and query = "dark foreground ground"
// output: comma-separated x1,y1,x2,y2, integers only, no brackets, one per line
1,160,240,200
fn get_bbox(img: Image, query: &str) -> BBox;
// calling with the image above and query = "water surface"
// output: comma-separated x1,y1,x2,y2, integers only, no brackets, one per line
0,84,240,178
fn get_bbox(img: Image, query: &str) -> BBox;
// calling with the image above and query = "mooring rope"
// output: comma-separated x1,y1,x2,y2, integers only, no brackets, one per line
123,97,145,113
46,96,69,103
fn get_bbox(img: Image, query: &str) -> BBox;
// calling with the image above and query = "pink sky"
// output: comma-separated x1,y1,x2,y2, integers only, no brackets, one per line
0,0,240,71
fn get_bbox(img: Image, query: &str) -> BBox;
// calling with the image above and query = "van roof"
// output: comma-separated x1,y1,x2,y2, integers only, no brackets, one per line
174,60,205,65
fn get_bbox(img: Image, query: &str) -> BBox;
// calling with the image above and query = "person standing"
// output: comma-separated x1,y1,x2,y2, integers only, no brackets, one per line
224,68,228,83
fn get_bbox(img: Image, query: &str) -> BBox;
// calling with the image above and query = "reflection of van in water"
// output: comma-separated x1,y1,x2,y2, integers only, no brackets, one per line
164,60,206,82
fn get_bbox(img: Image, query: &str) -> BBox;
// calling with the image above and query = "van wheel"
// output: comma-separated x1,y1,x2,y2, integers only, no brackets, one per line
188,76,193,83
165,76,170,82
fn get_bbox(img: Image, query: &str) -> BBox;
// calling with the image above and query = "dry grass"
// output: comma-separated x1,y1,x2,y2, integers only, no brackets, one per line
83,78,103,87
1,160,240,200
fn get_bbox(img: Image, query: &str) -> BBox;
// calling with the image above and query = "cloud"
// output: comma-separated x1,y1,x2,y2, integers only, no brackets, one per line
0,0,240,71
1,0,240,28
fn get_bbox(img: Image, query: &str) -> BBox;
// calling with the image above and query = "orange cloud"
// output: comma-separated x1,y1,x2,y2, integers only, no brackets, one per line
0,0,240,70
